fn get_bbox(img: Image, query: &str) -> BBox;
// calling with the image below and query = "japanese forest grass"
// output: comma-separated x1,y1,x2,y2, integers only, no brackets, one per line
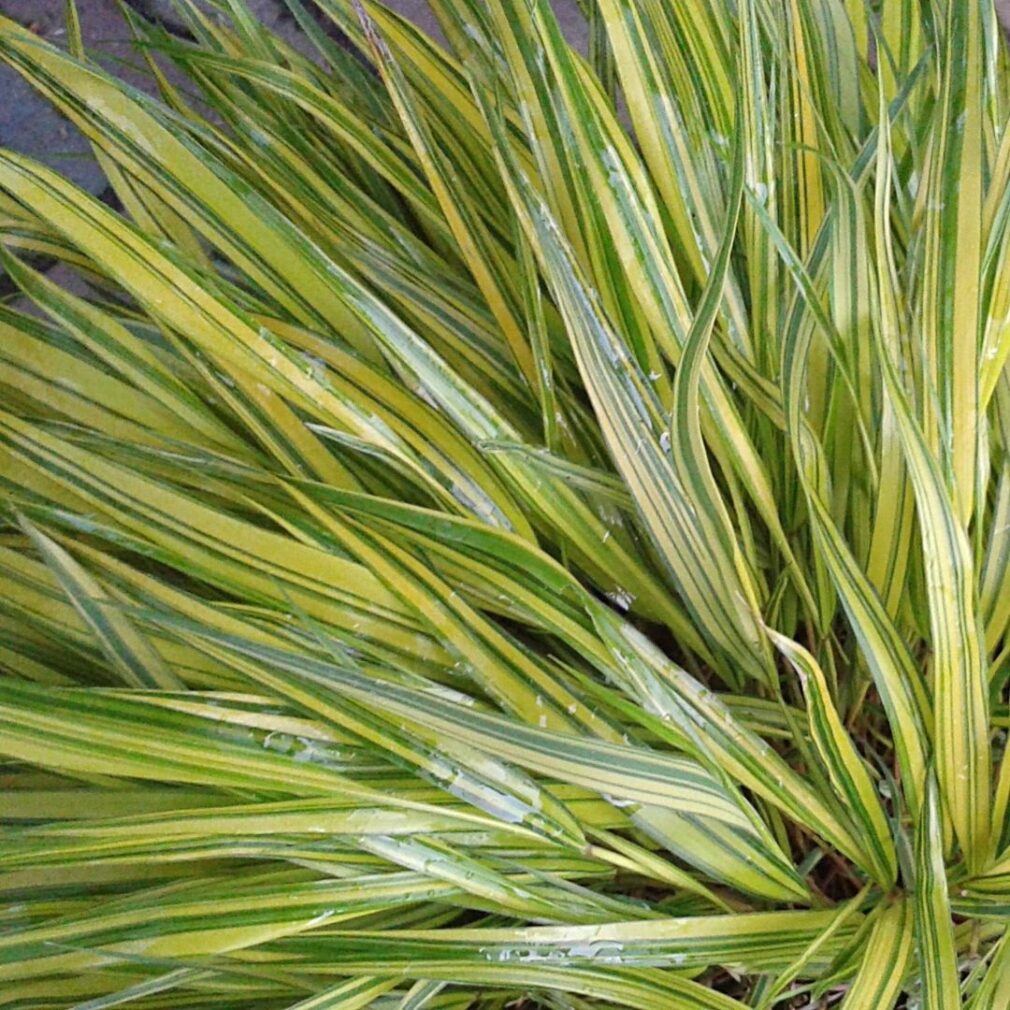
0,0,1010,1007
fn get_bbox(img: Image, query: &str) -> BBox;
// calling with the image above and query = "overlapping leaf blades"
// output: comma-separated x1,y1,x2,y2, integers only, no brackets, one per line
0,0,1008,1007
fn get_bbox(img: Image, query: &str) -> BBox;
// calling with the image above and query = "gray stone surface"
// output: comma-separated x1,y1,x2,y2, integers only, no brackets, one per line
0,1,115,195
131,0,331,49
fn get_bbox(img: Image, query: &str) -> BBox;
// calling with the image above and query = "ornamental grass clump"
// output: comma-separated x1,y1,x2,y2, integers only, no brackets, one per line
1,0,1009,1006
